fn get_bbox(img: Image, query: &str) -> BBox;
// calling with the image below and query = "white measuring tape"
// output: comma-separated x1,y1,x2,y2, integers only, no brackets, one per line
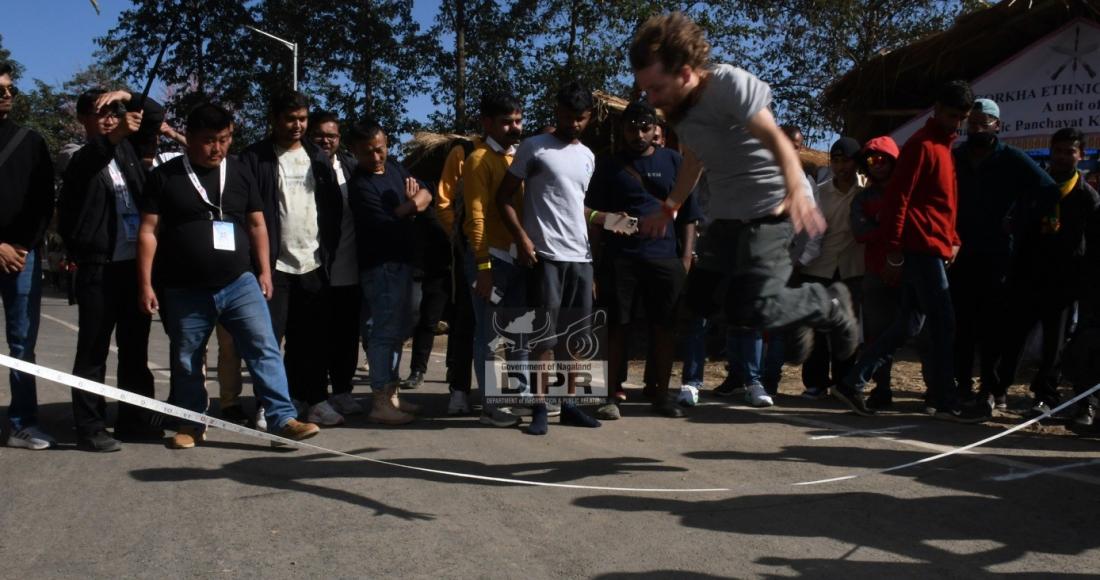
2,353,1097,492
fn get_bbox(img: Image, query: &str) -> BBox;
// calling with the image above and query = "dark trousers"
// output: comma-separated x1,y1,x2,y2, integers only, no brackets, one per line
994,282,1074,404
409,265,449,375
327,284,360,395
71,260,155,437
446,243,474,392
862,272,900,391
693,218,838,333
269,269,330,406
845,253,957,410
949,255,1009,395
800,273,862,390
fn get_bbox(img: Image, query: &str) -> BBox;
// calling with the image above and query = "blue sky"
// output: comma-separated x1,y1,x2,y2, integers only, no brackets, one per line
3,0,443,126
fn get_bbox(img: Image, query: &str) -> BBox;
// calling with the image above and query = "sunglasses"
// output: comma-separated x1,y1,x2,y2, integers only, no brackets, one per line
866,154,892,166
0,85,18,97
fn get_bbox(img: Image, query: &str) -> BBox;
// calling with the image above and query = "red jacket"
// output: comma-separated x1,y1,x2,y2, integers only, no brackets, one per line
881,118,961,260
850,136,901,274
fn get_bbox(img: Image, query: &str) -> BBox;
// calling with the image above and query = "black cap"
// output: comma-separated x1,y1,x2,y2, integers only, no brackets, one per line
830,137,861,159
623,100,657,124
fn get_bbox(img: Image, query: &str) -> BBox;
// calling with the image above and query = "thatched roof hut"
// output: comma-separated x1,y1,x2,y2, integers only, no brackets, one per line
824,0,1100,145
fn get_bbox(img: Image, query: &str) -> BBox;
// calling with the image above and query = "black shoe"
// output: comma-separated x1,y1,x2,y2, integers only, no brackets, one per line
830,383,875,416
404,371,425,390
1072,403,1096,428
651,398,686,418
784,325,815,364
935,401,992,424
220,404,250,425
78,430,122,453
712,377,742,397
1025,400,1054,419
866,387,893,410
113,422,164,442
827,283,859,360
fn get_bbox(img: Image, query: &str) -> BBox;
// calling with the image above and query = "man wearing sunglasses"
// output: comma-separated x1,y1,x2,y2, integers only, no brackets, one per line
0,62,56,450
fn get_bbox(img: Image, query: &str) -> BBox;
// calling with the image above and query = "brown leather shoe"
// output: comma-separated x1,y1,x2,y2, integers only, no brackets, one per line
168,426,205,449
279,419,320,441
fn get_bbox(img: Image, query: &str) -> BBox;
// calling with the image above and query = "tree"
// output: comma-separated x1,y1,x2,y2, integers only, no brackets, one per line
0,34,25,80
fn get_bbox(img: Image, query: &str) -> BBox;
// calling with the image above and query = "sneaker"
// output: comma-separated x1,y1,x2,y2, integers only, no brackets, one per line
652,398,686,418
8,426,57,450
784,325,815,365
612,388,627,402
992,395,1008,411
801,386,829,400
1025,400,1054,419
168,426,204,450
306,400,345,427
253,406,268,432
221,404,250,425
827,283,859,360
545,402,562,417
595,402,622,420
1072,403,1096,428
830,383,875,417
712,376,742,397
935,402,992,424
77,429,122,452
479,407,522,427
279,419,321,441
404,371,425,389
677,385,700,407
329,392,365,416
448,390,471,416
866,388,893,411
745,384,774,407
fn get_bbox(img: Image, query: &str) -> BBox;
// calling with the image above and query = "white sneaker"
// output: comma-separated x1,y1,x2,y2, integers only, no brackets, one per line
329,392,364,416
7,426,56,450
306,400,345,427
253,406,268,432
677,385,700,407
447,391,471,415
746,384,774,407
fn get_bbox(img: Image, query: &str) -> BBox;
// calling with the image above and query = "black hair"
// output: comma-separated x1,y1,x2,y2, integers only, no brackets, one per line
479,91,522,118
310,110,340,128
76,88,109,115
0,62,12,78
1051,127,1086,153
555,80,594,113
347,119,385,145
936,80,974,111
623,100,657,124
186,102,235,134
268,88,310,118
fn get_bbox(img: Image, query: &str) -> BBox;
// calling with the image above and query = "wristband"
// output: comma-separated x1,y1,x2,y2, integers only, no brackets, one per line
589,210,599,223
477,261,492,271
661,199,680,218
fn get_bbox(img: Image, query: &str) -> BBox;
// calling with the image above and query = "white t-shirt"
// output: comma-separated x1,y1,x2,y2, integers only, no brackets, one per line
329,155,359,286
275,145,322,274
803,175,866,279
508,133,594,262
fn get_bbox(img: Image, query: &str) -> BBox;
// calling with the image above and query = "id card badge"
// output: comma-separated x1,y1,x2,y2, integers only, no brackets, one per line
121,213,140,242
212,221,236,251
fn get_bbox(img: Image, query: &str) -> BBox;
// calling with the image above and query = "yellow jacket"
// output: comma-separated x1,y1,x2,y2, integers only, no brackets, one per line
463,141,522,260
435,138,480,236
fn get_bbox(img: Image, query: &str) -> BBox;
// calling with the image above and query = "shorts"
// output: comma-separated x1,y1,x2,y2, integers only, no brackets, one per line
529,259,594,353
598,256,685,326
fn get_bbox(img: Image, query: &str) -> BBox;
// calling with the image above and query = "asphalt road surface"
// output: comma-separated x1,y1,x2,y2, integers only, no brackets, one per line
1,293,1099,579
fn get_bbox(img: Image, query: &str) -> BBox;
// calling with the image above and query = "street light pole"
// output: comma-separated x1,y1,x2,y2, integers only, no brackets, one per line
244,25,298,90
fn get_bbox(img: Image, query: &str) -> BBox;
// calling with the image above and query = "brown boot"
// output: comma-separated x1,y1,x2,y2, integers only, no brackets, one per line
389,383,421,414
279,419,320,441
168,426,205,449
369,388,415,425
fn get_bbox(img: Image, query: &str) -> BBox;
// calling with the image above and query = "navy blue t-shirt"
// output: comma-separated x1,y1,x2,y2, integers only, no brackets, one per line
585,147,702,259
348,158,429,269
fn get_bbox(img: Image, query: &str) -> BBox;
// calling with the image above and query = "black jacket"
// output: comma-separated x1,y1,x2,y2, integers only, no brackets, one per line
239,138,343,277
58,135,146,263
0,119,54,249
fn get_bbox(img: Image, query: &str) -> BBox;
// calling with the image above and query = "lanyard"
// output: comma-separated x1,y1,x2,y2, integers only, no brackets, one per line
106,160,133,210
182,156,227,219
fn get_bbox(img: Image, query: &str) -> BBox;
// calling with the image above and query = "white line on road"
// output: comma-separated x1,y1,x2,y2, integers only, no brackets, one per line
810,425,919,440
989,459,1100,482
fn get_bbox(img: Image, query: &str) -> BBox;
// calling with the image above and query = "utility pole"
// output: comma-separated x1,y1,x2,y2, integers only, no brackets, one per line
244,25,298,90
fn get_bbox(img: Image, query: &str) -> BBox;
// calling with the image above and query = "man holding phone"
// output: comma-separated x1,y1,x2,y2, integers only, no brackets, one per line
586,100,702,420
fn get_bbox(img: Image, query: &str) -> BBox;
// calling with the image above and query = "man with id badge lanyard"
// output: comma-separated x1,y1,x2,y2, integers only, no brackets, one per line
137,103,320,450
59,89,158,452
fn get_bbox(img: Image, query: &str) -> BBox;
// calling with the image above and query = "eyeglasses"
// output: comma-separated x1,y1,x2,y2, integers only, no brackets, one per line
0,86,18,97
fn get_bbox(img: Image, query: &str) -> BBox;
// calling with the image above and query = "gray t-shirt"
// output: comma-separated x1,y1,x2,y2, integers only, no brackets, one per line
509,133,594,262
673,64,786,221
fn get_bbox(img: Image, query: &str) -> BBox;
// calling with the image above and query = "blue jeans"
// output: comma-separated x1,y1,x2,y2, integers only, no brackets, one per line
728,328,763,387
465,253,527,394
681,316,708,387
1,248,41,431
161,272,298,430
845,254,956,409
361,263,415,391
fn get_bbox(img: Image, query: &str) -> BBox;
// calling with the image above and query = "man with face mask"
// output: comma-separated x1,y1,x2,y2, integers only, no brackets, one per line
951,98,1055,408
